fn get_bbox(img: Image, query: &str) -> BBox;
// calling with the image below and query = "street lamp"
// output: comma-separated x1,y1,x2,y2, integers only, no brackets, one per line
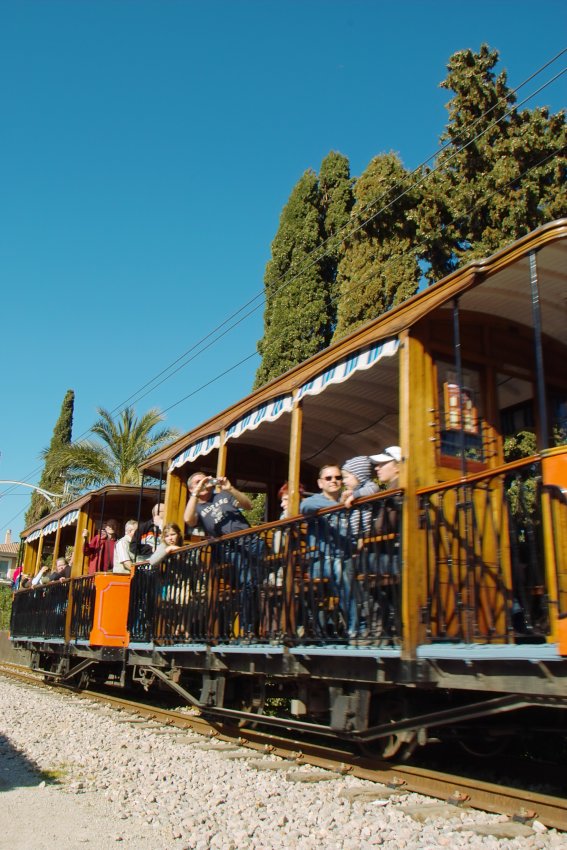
0,481,65,507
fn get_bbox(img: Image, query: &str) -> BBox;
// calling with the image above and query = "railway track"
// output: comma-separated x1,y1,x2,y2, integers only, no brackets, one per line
2,662,565,832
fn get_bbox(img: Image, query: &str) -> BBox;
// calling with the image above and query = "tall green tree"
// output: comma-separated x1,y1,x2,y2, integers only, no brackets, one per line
418,45,566,282
52,406,179,491
254,153,353,388
25,389,75,527
332,153,421,341
254,169,328,388
318,151,355,318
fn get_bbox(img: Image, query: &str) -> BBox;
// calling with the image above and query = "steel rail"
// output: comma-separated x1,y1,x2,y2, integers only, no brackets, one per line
1,664,566,832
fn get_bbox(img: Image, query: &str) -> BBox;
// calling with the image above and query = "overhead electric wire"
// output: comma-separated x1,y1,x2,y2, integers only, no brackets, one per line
155,140,567,422
97,50,567,418
1,49,565,527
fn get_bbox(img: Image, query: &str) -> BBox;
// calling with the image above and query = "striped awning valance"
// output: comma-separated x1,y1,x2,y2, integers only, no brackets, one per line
296,338,399,402
42,521,59,537
169,434,221,472
60,509,79,528
225,395,293,444
26,529,42,543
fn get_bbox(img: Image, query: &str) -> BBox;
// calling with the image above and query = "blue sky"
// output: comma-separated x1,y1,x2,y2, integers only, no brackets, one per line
1,0,565,538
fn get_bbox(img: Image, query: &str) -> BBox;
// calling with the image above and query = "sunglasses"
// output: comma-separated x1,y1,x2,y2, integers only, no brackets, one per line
322,475,343,481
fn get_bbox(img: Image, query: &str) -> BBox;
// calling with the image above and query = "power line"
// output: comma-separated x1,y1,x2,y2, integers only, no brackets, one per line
1,49,565,526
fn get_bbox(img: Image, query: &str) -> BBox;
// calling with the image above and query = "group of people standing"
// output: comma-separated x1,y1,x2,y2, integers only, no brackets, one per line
18,447,400,591
81,505,184,575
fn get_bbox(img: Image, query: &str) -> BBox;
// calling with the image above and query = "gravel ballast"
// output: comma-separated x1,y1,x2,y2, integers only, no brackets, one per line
0,676,565,850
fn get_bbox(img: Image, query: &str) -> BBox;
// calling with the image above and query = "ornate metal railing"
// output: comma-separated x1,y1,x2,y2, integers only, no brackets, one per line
127,492,403,646
10,580,69,639
419,459,564,643
69,576,96,641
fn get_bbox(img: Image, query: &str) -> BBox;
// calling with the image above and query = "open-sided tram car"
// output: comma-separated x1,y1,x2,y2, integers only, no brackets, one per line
11,221,567,757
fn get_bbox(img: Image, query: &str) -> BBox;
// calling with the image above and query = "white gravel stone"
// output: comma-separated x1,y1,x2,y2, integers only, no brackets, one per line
0,675,565,850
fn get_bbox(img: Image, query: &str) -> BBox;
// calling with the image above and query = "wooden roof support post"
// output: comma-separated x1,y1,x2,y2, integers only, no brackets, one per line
34,533,44,576
72,512,90,578
399,330,433,660
52,522,62,563
288,396,303,517
164,467,187,533
216,430,227,479
23,542,35,574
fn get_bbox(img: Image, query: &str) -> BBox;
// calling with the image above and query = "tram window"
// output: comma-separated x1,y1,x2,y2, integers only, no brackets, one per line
497,375,535,438
436,361,484,462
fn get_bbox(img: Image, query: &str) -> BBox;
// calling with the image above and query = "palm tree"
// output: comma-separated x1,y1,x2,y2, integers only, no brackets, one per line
52,407,179,491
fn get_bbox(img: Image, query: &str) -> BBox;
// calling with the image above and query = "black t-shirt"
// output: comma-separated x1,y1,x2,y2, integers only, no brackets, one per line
132,520,161,559
195,492,250,537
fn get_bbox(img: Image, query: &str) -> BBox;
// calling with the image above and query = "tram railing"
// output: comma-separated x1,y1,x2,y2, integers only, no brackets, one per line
69,576,97,641
419,458,564,643
10,580,69,639
128,492,403,646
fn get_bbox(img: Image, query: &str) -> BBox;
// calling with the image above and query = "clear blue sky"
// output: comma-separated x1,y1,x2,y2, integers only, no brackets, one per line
1,0,565,539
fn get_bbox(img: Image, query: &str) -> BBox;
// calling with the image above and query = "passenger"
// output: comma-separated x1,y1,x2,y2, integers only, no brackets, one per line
341,455,381,549
369,444,402,636
132,504,165,562
31,565,50,587
277,481,305,519
184,473,252,536
82,519,119,575
271,482,305,576
149,523,183,566
341,456,380,508
11,565,23,589
299,464,343,514
48,557,71,582
370,446,402,537
184,473,257,637
300,464,356,636
370,446,401,489
113,520,138,574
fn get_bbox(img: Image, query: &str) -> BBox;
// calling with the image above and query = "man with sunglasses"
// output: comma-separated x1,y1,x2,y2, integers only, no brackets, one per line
300,465,356,638
300,465,344,513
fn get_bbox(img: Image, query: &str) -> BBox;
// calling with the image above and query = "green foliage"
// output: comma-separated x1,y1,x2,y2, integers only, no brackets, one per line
504,430,537,462
254,44,565,382
333,153,421,340
51,406,180,492
0,586,12,630
25,389,75,527
242,493,267,527
254,153,353,388
418,45,566,282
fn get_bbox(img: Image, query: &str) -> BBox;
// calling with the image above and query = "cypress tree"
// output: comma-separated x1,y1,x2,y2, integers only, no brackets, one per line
332,153,421,341
418,45,566,281
318,151,355,318
254,170,328,388
254,153,354,388
25,389,75,526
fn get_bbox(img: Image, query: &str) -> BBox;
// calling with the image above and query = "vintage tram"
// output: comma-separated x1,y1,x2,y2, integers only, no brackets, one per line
11,220,567,756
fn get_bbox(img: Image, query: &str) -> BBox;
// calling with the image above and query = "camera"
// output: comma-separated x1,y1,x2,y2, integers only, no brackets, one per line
209,477,222,486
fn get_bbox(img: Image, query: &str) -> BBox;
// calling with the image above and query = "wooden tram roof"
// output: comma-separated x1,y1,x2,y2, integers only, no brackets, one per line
22,484,159,538
143,218,567,477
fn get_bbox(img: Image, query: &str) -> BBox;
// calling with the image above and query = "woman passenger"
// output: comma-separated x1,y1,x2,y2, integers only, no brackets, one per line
148,523,183,566
82,519,119,574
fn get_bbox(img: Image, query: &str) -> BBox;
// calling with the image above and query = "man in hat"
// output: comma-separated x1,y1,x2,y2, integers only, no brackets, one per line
370,446,401,490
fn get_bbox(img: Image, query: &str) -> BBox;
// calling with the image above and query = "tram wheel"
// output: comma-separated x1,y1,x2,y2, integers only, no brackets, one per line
225,678,266,728
359,693,416,761
458,733,511,758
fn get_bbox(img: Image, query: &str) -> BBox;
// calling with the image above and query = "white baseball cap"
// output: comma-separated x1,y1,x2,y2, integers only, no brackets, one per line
370,446,402,464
